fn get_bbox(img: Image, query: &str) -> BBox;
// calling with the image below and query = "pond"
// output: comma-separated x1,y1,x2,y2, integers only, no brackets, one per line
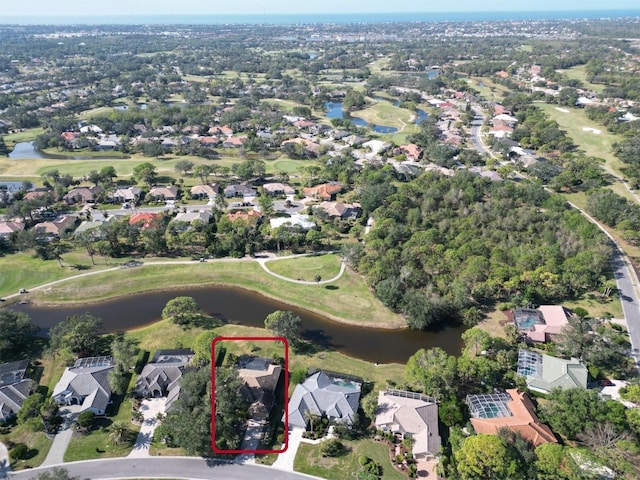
14,285,464,364
325,98,428,134
8,142,129,160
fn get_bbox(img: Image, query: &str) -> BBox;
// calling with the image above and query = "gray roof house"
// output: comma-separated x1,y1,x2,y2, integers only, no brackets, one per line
375,389,441,459
517,350,589,394
52,356,114,415
0,360,36,424
287,370,362,428
135,349,194,411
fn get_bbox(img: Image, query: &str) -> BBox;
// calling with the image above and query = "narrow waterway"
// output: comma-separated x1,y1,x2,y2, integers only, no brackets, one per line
14,285,464,364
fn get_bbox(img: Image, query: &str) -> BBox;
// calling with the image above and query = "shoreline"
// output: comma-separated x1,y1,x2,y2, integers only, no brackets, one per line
24,264,409,330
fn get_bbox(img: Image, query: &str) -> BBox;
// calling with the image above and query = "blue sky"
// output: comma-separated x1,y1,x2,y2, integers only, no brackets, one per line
1,0,638,16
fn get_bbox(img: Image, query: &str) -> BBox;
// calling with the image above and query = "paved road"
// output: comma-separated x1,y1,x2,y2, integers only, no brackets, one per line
9,457,321,480
469,111,492,157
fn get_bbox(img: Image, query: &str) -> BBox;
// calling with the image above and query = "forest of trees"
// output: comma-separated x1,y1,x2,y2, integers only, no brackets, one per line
354,172,611,329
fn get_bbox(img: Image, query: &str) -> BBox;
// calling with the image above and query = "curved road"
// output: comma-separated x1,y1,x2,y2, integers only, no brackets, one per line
9,457,321,480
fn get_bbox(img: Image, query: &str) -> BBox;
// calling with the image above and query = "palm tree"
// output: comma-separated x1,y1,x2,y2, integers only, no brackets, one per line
108,420,130,446
303,409,316,433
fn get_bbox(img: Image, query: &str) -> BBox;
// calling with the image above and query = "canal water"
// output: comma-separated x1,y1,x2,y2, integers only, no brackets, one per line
325,98,427,134
14,285,464,364
8,142,129,160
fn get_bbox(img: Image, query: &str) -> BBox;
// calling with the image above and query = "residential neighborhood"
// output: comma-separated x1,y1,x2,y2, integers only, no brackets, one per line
1,5,640,480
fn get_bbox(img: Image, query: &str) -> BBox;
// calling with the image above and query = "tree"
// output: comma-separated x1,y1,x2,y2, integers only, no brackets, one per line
162,366,213,455
108,420,132,445
174,160,195,176
454,434,521,480
535,443,579,480
257,194,274,217
192,330,219,366
264,310,303,349
321,439,345,457
405,347,457,400
538,388,610,440
17,393,45,425
0,310,39,362
194,164,213,184
76,411,95,431
48,313,102,357
132,162,157,187
99,166,117,185
214,365,249,450
161,296,201,327
110,335,137,372
33,467,81,480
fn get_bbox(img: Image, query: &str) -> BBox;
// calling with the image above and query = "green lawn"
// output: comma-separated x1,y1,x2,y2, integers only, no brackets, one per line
0,250,116,299
537,103,627,179
295,439,406,480
0,423,53,470
352,99,416,130
266,254,342,282
3,128,45,147
556,65,605,94
28,258,405,328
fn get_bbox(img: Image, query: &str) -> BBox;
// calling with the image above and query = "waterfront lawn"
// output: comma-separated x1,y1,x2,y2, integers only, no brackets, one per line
0,422,53,470
3,127,45,147
265,254,342,282
294,439,406,480
31,260,405,328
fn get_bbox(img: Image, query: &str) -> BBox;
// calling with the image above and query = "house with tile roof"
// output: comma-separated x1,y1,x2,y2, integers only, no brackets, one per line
227,209,263,226
466,389,556,447
262,183,296,196
148,185,179,201
0,221,23,238
303,182,343,201
112,186,142,203
237,356,283,420
513,305,570,343
52,357,114,415
0,360,36,424
287,370,362,428
316,201,361,220
34,216,77,239
135,349,194,411
190,184,220,199
517,350,589,395
63,186,103,205
375,389,441,459
129,212,161,231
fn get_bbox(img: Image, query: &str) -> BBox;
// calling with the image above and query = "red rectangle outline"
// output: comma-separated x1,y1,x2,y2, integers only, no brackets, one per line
211,336,289,455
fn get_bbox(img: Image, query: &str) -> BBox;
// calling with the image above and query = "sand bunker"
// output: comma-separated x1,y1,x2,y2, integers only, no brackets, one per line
582,127,602,134
555,107,570,113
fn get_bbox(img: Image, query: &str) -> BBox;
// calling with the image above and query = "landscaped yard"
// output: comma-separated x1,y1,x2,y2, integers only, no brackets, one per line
0,423,52,470
556,64,605,94
294,438,406,480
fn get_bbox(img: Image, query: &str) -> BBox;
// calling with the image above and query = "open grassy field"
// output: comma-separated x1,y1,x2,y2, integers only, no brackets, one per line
556,65,605,94
537,103,627,178
28,257,405,328
0,250,116,299
266,254,342,282
352,100,415,130
467,76,510,101
0,152,310,182
295,439,406,480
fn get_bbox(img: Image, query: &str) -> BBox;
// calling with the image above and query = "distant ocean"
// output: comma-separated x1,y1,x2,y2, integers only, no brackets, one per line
1,10,639,25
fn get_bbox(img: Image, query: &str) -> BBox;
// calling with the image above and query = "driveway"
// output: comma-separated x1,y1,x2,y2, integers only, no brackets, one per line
271,427,305,472
40,405,82,467
128,397,167,458
0,442,9,478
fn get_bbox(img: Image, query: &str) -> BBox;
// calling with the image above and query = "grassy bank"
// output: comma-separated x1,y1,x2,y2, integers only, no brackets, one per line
28,256,406,329
265,254,341,282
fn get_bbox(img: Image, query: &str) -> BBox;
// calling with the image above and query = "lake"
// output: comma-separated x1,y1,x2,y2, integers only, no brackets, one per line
8,142,129,160
14,285,464,364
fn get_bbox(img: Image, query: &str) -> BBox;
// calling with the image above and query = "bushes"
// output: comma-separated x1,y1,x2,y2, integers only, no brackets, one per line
10,443,29,461
320,439,345,457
